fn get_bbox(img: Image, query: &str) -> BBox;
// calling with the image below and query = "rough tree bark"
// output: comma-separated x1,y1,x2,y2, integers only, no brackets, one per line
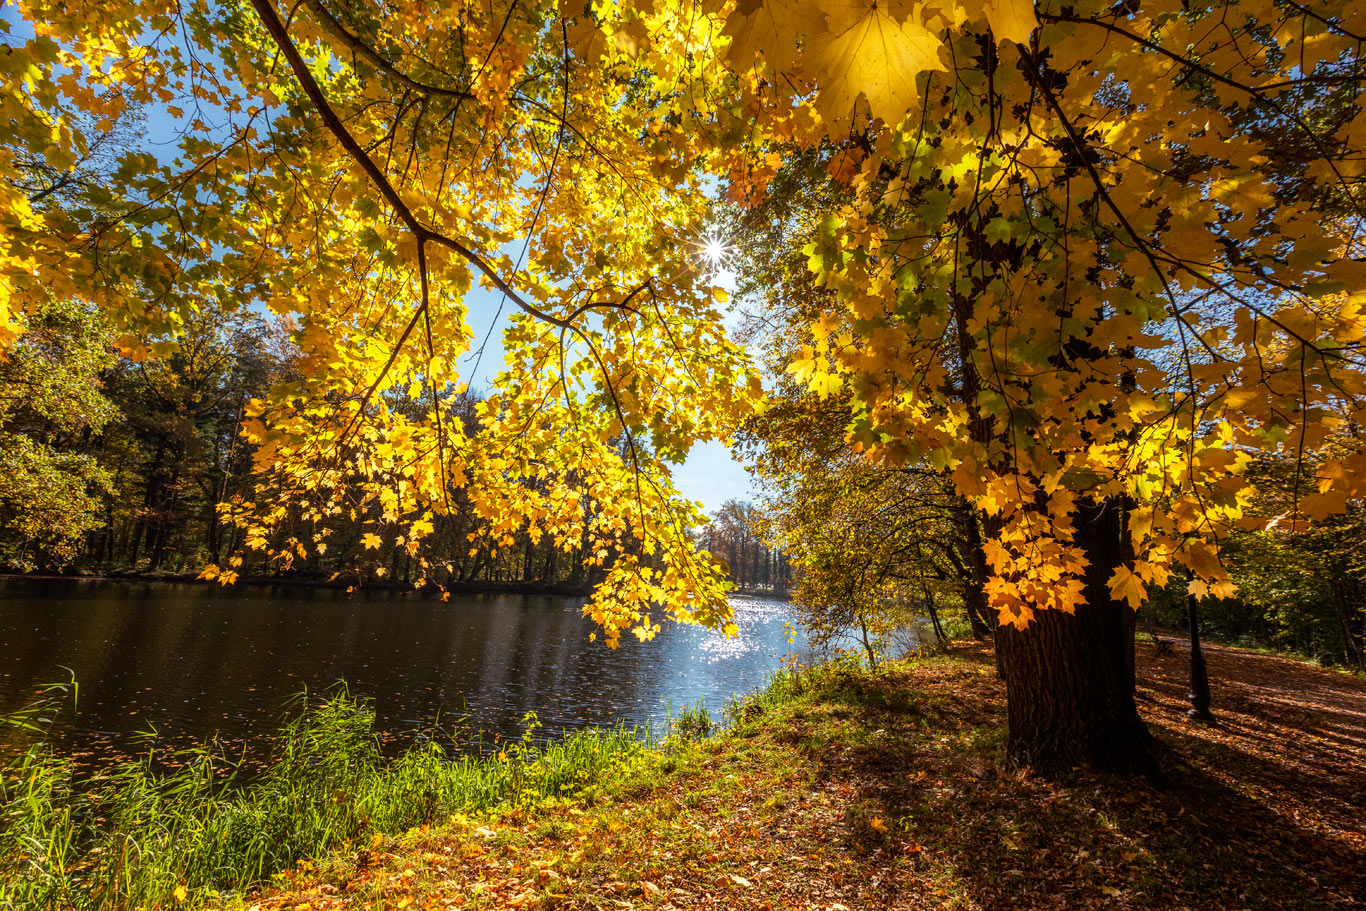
995,497,1152,774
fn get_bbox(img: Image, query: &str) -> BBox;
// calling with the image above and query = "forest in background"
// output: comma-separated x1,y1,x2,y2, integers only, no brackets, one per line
0,298,789,593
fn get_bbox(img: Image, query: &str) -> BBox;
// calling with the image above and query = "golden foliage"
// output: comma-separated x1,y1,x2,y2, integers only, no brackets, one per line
5,0,1366,632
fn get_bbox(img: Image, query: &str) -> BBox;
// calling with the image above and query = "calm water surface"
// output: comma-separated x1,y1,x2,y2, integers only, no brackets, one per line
0,579,807,768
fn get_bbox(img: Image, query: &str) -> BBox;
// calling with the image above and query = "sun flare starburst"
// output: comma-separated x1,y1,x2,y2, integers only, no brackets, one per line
696,233,734,272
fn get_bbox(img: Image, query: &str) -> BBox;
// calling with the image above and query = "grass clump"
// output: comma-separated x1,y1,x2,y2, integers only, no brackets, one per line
668,701,716,741
0,687,648,910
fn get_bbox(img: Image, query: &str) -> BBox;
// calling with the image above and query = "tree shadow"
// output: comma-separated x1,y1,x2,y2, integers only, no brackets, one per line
775,652,1364,910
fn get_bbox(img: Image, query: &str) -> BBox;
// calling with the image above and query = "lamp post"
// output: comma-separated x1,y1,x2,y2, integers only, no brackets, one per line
1187,590,1214,722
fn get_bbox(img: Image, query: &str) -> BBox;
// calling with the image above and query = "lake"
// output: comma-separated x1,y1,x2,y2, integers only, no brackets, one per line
0,578,808,771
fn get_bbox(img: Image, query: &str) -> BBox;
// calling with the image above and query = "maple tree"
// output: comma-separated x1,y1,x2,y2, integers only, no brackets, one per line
717,0,1366,771
729,157,999,644
2,0,762,648
4,0,1366,770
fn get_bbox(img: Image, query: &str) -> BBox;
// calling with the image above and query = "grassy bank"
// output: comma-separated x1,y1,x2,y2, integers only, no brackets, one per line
0,690,651,910
237,643,1363,911
6,643,1365,910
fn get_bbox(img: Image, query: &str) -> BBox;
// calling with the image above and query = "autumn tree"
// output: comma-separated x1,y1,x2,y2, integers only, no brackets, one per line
730,154,997,643
0,299,116,568
2,0,769,647
6,0,1366,772
701,499,787,592
709,0,1366,771
761,447,968,663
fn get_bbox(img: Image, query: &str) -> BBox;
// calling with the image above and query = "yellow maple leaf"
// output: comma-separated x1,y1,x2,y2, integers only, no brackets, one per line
723,0,810,71
361,532,383,550
807,1,946,126
788,349,823,383
1301,487,1350,520
1108,565,1146,609
1209,579,1238,600
984,0,1038,44
810,371,843,398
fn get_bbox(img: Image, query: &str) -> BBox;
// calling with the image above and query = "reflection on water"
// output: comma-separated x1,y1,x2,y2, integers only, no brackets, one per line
0,578,807,768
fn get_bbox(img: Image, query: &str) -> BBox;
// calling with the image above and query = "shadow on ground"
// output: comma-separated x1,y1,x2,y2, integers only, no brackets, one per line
795,643,1365,909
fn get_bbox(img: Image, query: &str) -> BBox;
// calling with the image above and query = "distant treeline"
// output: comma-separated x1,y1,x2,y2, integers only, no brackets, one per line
0,300,789,594
697,499,791,595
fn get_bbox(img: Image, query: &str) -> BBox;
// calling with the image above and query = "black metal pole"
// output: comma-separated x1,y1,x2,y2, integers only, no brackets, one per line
1187,591,1214,722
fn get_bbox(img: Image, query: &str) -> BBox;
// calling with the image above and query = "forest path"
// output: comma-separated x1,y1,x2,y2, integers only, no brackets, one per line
1136,633,1366,885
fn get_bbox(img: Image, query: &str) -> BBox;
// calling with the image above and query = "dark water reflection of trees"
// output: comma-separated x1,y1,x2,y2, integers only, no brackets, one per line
0,579,807,771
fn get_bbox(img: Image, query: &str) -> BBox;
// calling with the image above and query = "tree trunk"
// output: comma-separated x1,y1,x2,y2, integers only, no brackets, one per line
523,535,536,582
127,520,145,566
1327,573,1365,673
957,512,996,640
857,614,878,669
1335,601,1364,674
924,584,946,644
995,498,1152,774
149,470,180,571
540,545,556,583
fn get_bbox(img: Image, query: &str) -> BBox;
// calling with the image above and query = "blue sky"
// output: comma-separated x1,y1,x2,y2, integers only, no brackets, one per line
671,439,756,512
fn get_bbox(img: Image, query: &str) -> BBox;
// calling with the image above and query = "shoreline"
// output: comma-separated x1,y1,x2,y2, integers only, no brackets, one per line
0,570,596,597
235,642,1366,911
5,643,1357,909
0,571,792,601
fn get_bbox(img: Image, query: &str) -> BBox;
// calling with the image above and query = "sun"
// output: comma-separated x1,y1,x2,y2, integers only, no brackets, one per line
699,234,731,269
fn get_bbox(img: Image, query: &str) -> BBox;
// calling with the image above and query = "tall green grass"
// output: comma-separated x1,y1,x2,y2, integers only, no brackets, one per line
0,687,648,910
